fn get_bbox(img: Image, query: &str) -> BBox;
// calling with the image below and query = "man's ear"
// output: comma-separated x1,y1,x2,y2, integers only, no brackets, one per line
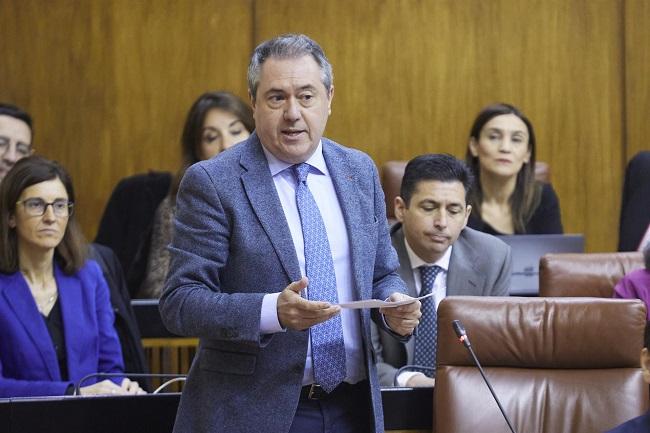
394,196,407,222
248,90,256,110
641,348,650,384
327,85,334,115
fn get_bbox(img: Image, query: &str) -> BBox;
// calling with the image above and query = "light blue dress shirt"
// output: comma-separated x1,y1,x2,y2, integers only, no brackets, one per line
259,142,366,385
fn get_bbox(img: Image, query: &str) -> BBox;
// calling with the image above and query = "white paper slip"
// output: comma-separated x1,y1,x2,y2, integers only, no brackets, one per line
337,291,434,309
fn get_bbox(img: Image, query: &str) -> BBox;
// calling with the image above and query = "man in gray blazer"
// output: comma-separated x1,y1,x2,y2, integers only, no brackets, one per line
159,34,421,433
372,154,511,387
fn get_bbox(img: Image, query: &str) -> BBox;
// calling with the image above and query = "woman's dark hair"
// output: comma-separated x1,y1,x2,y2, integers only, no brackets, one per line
465,103,541,233
0,156,87,274
169,91,254,201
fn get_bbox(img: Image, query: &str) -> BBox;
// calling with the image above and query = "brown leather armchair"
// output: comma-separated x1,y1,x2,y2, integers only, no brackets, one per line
381,160,550,220
435,296,648,433
539,252,644,297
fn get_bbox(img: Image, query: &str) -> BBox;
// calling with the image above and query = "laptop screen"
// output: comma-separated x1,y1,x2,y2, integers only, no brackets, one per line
498,234,585,296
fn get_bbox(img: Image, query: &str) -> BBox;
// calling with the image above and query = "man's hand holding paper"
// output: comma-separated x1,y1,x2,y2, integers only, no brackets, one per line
379,292,422,336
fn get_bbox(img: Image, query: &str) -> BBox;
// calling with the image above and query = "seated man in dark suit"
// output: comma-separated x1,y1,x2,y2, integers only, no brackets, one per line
605,323,650,432
372,153,512,387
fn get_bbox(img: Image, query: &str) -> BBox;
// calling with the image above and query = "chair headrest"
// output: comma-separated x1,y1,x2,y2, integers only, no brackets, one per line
437,296,646,368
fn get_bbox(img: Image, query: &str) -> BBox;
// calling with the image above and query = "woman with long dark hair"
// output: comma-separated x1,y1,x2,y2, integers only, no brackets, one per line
137,91,254,298
465,103,562,235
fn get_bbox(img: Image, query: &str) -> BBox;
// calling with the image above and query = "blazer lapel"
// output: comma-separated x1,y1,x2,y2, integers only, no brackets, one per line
56,265,84,380
447,229,485,295
322,141,367,300
391,226,418,297
240,134,301,282
390,225,416,362
1,272,60,380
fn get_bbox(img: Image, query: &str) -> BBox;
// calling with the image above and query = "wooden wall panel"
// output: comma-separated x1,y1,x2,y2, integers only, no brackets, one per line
625,0,650,161
254,0,624,252
0,0,117,240
0,0,636,253
0,0,253,238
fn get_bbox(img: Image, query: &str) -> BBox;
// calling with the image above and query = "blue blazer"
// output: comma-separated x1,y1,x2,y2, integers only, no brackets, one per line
0,260,124,397
160,134,407,433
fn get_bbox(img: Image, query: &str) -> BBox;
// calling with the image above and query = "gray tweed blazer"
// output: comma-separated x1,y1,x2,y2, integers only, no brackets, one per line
159,133,407,433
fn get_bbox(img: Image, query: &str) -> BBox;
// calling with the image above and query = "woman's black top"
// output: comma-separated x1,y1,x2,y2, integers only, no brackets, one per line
41,298,69,381
468,182,563,235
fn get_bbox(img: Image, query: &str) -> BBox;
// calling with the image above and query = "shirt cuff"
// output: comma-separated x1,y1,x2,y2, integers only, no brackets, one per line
260,292,285,334
397,371,425,387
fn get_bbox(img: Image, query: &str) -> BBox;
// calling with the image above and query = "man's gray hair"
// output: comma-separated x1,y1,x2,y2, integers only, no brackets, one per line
247,34,333,100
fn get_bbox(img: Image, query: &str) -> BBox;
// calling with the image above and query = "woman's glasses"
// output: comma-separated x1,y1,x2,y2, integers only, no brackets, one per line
16,198,74,217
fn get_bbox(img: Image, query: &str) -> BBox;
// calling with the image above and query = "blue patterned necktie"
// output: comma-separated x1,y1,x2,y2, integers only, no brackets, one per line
293,163,346,393
413,265,442,377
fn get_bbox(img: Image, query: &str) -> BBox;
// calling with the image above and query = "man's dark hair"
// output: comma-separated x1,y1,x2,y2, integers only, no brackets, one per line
0,103,33,133
400,153,475,207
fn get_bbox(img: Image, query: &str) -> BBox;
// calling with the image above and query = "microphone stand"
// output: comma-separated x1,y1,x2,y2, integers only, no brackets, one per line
452,320,518,433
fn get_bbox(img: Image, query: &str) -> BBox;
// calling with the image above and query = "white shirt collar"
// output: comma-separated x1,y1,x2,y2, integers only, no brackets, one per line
403,236,452,272
262,140,328,177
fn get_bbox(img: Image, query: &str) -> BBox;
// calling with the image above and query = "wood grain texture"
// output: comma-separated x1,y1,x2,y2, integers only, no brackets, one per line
0,0,642,253
0,0,252,238
255,0,625,252
625,0,650,161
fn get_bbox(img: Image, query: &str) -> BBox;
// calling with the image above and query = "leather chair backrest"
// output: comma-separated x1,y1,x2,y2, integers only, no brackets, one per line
539,252,644,297
381,160,550,220
435,296,648,433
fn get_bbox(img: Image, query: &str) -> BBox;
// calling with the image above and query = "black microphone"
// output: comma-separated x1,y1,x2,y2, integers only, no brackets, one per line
451,320,518,433
75,372,187,396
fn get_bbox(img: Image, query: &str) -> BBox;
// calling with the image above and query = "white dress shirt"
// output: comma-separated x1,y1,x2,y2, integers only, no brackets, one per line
396,239,452,386
258,141,365,385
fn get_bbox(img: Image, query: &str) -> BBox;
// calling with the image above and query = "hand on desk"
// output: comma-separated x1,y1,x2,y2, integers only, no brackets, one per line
406,374,435,388
277,277,341,331
380,292,422,336
79,378,147,396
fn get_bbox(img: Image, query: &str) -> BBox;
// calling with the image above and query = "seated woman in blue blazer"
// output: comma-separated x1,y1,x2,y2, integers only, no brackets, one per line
0,156,145,397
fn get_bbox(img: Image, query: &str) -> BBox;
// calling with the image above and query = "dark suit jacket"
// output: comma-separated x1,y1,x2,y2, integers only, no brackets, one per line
618,151,650,251
159,134,406,433
372,224,511,386
0,261,124,397
89,244,148,380
95,171,172,296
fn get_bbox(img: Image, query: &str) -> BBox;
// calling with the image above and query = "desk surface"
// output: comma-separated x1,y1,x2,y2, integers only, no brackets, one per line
0,388,432,433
